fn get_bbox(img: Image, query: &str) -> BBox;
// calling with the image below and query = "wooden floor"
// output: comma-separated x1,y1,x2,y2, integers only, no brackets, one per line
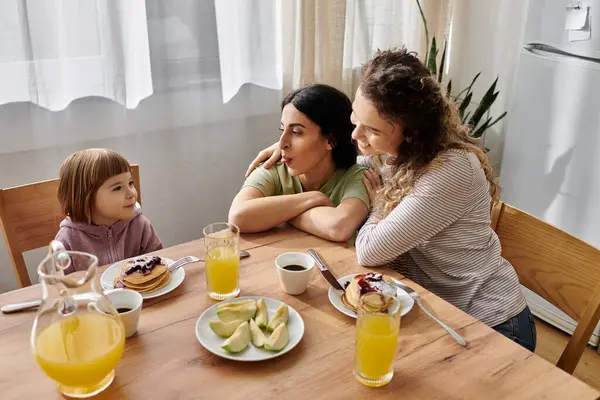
535,318,600,390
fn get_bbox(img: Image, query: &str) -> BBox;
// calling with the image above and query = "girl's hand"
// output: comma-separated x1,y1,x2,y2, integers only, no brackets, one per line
363,169,382,204
245,142,281,177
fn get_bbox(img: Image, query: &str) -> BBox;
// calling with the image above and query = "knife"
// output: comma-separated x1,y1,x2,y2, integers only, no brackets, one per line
306,249,345,292
1,299,42,314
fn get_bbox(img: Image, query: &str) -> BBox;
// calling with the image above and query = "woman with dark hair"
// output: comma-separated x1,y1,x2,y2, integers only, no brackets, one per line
228,84,369,242
246,49,535,352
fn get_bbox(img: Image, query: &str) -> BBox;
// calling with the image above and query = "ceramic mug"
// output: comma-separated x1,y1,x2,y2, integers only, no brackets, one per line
275,252,315,295
105,289,143,338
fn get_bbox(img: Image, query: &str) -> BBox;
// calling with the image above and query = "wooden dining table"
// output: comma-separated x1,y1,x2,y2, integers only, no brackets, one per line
1,226,599,399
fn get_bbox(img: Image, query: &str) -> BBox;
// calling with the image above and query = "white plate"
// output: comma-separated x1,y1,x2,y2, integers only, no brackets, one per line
328,273,414,319
100,257,185,300
195,296,304,362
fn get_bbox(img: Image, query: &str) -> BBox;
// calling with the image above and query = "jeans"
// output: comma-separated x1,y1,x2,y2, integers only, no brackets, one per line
493,306,537,352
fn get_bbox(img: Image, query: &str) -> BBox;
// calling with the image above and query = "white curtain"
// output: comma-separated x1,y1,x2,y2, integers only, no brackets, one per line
0,0,153,111
215,0,452,102
448,0,530,169
214,0,282,103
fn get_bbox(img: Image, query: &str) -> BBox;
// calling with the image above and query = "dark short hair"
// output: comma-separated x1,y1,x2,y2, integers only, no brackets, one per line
281,84,357,169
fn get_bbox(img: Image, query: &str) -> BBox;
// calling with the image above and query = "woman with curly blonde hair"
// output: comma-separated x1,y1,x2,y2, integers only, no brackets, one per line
246,48,534,351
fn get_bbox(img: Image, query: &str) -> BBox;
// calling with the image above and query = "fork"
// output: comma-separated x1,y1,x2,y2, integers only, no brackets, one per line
169,256,201,273
168,252,249,272
392,280,467,346
1,256,202,314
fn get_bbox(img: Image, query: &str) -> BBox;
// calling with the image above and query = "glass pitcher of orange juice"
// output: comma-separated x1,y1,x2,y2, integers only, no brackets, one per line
31,241,125,398
203,222,240,300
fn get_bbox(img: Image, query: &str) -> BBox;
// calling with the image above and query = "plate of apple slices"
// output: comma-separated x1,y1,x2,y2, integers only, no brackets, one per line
195,296,305,361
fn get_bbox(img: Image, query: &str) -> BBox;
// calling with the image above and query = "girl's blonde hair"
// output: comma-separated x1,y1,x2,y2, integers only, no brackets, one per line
58,148,131,223
360,47,500,216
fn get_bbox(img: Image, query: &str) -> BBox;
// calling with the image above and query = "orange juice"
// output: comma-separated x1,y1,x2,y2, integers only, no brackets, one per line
354,299,401,387
205,246,240,299
34,312,124,393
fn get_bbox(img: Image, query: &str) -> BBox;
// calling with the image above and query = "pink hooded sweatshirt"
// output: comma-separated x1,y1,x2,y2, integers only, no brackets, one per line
55,207,162,272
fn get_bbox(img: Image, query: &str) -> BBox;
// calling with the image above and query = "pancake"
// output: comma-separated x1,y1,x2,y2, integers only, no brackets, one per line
119,272,169,291
113,255,171,293
120,256,168,285
342,273,397,312
136,273,171,293
120,270,167,289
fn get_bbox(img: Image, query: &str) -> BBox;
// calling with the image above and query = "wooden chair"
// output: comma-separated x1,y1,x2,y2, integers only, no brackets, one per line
491,201,600,374
0,165,141,288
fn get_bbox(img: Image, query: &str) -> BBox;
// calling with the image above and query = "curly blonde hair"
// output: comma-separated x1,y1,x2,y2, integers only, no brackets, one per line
360,47,500,216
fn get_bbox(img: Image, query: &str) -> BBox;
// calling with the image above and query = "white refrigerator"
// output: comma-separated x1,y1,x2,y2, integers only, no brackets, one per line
500,0,600,346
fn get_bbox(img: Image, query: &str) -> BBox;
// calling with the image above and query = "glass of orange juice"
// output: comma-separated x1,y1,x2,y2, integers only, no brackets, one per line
354,292,402,387
203,222,240,300
31,241,125,398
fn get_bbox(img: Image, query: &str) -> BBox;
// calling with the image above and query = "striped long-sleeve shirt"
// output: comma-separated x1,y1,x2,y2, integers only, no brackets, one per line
356,149,526,327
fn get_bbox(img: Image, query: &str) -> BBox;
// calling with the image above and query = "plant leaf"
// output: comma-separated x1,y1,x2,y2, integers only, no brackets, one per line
427,37,438,76
446,79,452,99
471,117,492,138
438,40,447,83
458,92,472,119
416,0,429,62
468,77,499,128
469,92,498,128
454,72,481,102
466,72,482,93
462,111,471,125
486,111,508,130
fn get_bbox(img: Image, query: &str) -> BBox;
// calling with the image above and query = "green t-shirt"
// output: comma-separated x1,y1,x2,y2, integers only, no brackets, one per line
243,163,370,209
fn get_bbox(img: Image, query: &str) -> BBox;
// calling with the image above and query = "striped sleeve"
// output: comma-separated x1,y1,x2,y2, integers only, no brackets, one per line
355,154,473,266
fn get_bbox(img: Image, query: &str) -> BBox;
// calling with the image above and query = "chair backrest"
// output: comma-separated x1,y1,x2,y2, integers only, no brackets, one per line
492,201,600,374
0,165,141,288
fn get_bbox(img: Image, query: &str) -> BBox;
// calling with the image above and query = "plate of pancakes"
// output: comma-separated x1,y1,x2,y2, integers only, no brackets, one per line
100,255,185,299
328,272,414,319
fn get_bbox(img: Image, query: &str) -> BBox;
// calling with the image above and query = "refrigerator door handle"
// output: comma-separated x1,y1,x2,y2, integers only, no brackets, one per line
523,43,600,64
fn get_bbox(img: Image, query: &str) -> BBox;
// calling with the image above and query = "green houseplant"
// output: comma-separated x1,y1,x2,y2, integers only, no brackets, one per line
416,0,507,138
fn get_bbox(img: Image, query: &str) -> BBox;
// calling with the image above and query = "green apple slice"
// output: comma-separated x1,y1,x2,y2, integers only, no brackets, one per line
217,301,257,322
266,303,289,332
209,319,245,338
249,318,267,347
264,323,289,351
221,321,250,353
255,298,268,329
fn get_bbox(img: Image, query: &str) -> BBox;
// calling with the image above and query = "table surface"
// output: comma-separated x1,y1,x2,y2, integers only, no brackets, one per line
1,226,598,400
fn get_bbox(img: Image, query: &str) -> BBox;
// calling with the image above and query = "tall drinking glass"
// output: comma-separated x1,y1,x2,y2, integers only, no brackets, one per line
203,222,240,300
354,292,402,387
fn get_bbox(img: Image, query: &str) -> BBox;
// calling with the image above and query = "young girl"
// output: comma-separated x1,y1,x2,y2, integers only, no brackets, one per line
55,148,162,271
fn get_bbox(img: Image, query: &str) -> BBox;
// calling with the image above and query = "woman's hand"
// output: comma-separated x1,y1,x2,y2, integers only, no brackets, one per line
307,191,335,208
245,142,281,177
289,191,334,227
363,169,382,204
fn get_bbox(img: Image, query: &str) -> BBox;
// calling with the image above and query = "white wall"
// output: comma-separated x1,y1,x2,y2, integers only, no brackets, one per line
0,82,282,293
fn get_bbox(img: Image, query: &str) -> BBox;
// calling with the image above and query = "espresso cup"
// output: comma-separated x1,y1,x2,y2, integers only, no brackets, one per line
275,252,315,295
105,289,143,338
